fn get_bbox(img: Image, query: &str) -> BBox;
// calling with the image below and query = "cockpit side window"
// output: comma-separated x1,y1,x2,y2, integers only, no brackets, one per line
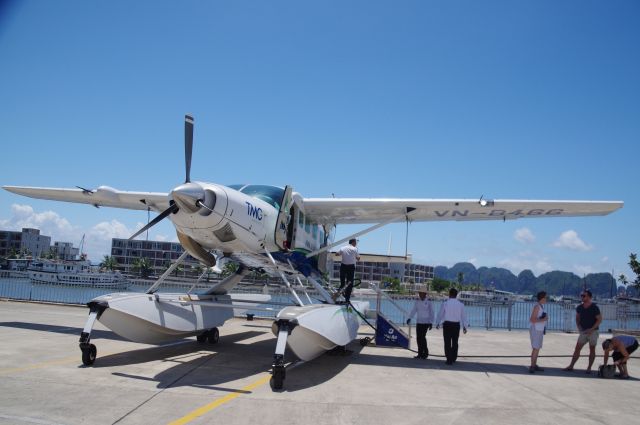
227,184,285,210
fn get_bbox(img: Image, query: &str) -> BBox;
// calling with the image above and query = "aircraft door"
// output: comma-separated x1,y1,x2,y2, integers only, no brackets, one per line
316,224,334,273
274,185,293,250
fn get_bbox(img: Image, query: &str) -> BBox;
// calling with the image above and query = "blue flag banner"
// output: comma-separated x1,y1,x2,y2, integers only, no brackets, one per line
375,312,410,348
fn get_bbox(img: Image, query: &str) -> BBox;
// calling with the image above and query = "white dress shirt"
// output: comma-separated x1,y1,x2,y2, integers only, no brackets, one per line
436,298,469,328
338,245,359,265
408,298,434,324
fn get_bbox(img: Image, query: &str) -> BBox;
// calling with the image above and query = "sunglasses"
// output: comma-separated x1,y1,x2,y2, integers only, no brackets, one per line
580,294,587,298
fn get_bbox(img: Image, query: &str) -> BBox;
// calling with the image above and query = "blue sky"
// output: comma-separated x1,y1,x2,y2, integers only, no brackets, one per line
1,1,638,281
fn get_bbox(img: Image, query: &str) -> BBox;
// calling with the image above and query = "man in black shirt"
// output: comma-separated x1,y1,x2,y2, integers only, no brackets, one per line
564,290,602,374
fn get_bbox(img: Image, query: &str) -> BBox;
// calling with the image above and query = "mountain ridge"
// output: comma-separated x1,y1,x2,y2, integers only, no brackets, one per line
434,262,619,297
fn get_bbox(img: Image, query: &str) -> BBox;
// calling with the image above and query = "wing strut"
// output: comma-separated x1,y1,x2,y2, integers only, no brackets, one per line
264,249,304,306
305,207,416,258
145,250,190,294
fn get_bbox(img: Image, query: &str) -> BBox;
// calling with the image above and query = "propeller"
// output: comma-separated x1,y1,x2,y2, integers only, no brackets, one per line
129,203,179,240
128,114,196,240
185,114,194,183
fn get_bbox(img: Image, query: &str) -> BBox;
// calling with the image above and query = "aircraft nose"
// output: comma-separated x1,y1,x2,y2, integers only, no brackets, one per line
171,183,205,213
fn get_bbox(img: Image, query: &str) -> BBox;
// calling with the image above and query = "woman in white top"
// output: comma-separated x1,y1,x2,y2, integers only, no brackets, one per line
529,291,548,373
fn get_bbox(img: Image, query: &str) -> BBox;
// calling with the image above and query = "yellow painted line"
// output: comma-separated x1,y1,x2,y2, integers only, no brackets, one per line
0,349,120,375
0,355,85,375
168,373,272,425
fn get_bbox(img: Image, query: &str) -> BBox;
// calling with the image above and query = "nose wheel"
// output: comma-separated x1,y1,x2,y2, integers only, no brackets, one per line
79,304,105,367
271,319,295,390
272,364,286,390
196,327,220,344
81,344,97,366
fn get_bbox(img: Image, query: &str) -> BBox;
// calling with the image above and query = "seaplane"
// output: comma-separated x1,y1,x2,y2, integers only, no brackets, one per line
3,115,623,389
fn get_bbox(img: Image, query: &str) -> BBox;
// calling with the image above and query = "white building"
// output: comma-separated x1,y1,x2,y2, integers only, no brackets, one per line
0,228,51,259
53,242,80,261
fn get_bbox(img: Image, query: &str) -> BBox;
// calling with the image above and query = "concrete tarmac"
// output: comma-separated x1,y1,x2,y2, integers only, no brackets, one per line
0,300,637,425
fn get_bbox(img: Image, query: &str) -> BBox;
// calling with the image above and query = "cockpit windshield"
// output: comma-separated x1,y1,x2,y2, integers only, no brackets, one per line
227,184,284,211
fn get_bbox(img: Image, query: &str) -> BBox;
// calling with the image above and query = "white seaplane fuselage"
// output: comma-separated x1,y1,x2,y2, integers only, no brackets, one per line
169,182,283,255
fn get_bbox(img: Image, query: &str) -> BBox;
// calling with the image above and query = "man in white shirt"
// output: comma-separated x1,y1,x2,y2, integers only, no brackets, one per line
336,238,360,303
436,288,469,365
406,286,434,359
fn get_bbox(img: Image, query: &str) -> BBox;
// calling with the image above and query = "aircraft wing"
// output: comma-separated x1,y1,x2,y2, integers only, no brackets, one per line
302,198,623,225
3,186,170,212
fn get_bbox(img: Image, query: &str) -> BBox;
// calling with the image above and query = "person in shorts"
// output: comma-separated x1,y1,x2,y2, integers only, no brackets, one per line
529,291,548,373
602,335,638,379
564,290,602,374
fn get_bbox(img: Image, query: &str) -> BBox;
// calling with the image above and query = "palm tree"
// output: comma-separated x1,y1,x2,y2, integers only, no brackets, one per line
618,274,628,286
193,264,204,279
221,262,239,277
100,255,118,271
173,263,184,277
629,253,640,290
132,257,152,278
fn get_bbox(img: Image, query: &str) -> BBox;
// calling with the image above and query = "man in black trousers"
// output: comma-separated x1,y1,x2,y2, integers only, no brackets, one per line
436,288,469,365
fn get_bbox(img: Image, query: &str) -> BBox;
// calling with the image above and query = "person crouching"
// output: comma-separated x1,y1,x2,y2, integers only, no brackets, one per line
602,335,639,379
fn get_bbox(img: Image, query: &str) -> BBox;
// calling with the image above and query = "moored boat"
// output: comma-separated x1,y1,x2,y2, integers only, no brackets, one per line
28,259,129,289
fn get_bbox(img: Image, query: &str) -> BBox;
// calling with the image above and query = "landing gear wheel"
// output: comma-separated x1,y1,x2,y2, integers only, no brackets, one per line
196,333,207,343
272,365,285,390
207,327,219,344
360,337,371,346
81,344,97,366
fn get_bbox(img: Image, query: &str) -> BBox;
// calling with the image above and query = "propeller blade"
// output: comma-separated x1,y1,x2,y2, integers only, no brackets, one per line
185,114,194,183
128,203,178,240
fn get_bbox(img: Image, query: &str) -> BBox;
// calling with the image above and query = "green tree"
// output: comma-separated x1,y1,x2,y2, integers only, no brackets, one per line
628,253,640,290
193,264,204,278
132,257,152,278
456,272,464,289
41,248,57,260
221,262,239,277
382,276,402,293
100,255,118,271
431,277,451,293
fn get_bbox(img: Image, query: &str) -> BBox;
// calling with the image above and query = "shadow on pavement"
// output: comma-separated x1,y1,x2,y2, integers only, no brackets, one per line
0,321,128,341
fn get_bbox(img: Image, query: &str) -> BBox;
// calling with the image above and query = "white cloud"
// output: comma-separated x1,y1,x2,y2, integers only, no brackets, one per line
467,258,478,266
498,250,553,275
88,220,134,241
573,264,594,275
514,227,535,244
1,204,148,262
0,204,77,242
552,230,593,252
600,256,609,264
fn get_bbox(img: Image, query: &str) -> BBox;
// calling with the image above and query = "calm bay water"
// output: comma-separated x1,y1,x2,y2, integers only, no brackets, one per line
1,276,638,332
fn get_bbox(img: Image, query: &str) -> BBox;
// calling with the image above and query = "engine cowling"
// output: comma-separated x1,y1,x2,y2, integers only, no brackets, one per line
176,230,217,267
